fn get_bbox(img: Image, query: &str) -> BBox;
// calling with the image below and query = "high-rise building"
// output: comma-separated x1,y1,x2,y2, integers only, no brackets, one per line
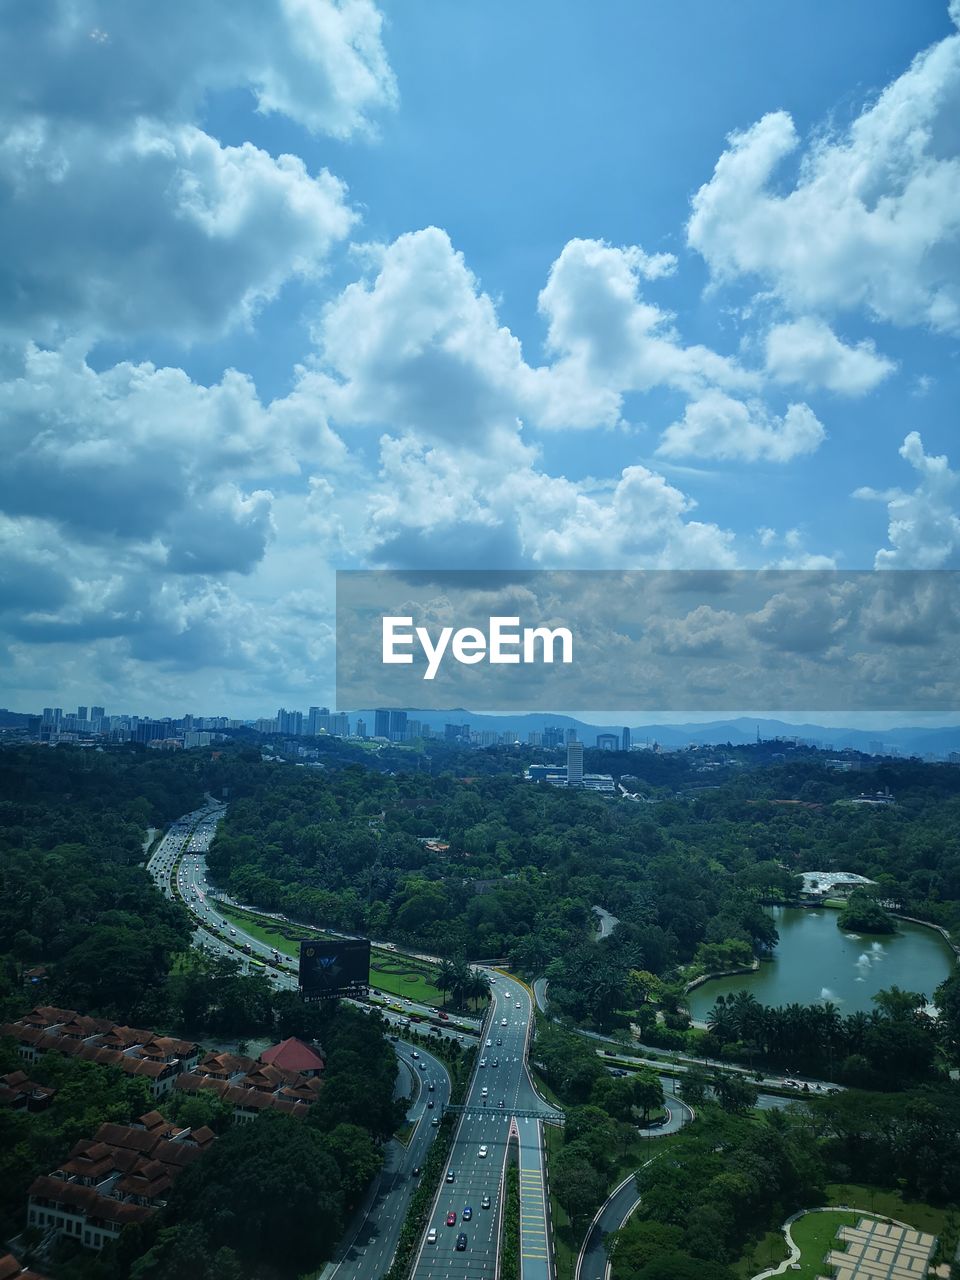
566,727,578,744
622,727,631,751
77,706,88,722
389,710,407,742
91,706,105,723
596,734,619,751
566,740,584,785
356,718,367,737
42,708,53,724
374,709,391,739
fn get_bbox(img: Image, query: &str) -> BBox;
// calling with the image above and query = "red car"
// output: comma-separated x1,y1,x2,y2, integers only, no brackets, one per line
439,1011,449,1020
446,1211,457,1227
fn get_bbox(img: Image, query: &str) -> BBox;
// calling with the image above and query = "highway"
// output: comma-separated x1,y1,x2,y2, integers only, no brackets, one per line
326,1041,452,1280
410,974,559,1280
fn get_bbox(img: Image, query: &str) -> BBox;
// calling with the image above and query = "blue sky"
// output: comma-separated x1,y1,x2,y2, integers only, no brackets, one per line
2,0,959,716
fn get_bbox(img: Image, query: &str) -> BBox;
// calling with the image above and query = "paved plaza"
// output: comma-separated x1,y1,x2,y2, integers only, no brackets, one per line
818,1217,937,1280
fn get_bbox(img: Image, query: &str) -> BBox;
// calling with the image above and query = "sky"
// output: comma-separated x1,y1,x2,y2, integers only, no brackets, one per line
2,0,959,719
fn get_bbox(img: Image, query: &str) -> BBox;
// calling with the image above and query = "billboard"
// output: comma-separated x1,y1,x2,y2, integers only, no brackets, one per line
299,938,371,998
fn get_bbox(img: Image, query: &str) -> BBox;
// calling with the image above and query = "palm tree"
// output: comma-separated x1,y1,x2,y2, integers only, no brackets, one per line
467,968,491,1010
450,957,471,1010
436,959,457,1009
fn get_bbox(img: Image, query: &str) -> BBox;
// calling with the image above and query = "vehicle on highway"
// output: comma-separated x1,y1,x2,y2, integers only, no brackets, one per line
498,1099,504,1108
496,1037,502,1045
446,1211,457,1226
479,1057,487,1067
418,1062,426,1071
411,1050,419,1059
431,1116,440,1126
492,1058,499,1067
481,1194,491,1209
485,1039,491,1046
481,1086,488,1097
229,929,237,937
446,1170,455,1182
428,1081,434,1091
478,1144,488,1157
427,1099,434,1108
515,1001,521,1008
501,1017,508,1025
455,1233,467,1251
427,1228,437,1244
462,1206,472,1221
413,1166,421,1176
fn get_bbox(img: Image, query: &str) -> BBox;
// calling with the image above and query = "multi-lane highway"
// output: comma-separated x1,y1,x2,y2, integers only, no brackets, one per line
410,973,558,1280
327,1040,452,1280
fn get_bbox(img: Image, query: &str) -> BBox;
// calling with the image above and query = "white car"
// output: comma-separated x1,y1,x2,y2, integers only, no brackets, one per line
478,1145,488,1158
427,1227,438,1244
501,1018,508,1026
479,1058,487,1067
486,1039,492,1047
515,1002,521,1009
481,1086,488,1097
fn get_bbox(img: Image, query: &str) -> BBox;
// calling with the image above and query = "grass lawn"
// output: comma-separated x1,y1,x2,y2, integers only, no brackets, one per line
733,1229,791,1279
213,902,450,1006
787,1211,859,1280
825,1184,955,1252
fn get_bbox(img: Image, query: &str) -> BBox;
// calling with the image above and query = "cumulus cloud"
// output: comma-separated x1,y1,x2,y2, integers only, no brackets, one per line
1,0,397,138
656,391,825,463
687,18,960,333
764,318,896,395
533,237,756,429
0,1,394,345
0,121,356,344
855,431,960,567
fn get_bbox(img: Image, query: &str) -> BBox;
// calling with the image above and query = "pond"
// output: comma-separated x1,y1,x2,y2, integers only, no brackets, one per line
686,906,955,1019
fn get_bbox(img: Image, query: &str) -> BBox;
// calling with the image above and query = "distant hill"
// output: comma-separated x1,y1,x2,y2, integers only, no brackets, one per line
351,708,960,755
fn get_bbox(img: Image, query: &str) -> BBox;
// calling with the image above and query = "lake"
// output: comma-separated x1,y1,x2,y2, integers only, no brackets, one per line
686,906,956,1019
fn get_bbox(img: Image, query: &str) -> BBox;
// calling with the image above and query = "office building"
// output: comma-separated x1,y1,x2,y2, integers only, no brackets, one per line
622,727,631,751
567,740,584,786
355,718,367,738
389,710,407,742
596,734,619,751
374,709,391,739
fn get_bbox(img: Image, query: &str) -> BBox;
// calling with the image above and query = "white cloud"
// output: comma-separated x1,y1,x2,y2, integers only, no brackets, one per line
533,237,756,429
656,390,825,462
0,120,356,344
1,0,397,138
764,317,896,395
687,17,960,333
855,431,960,567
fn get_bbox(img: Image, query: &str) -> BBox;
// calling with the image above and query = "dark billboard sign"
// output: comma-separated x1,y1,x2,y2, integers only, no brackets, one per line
299,938,371,998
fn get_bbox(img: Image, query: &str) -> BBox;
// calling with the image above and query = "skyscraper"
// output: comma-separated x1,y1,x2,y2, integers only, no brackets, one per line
77,706,88,721
622,726,631,751
389,709,407,742
374,709,391,738
567,740,584,786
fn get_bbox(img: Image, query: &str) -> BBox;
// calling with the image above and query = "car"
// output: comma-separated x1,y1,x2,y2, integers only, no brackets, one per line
501,1017,508,1026
413,1166,421,1176
496,1037,502,1045
492,1058,499,1067
428,1081,435,1091
515,1001,521,1009
431,1116,440,1126
411,1050,419,1059
446,1170,455,1183
418,1062,426,1071
498,1099,505,1108
229,929,237,937
478,1144,488,1157
481,1194,491,1209
462,1206,473,1221
480,1057,488,1067
446,1211,457,1227
481,1086,488,1097
427,1099,434,1108
486,1039,492,1046
427,1227,438,1244
456,1233,467,1251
